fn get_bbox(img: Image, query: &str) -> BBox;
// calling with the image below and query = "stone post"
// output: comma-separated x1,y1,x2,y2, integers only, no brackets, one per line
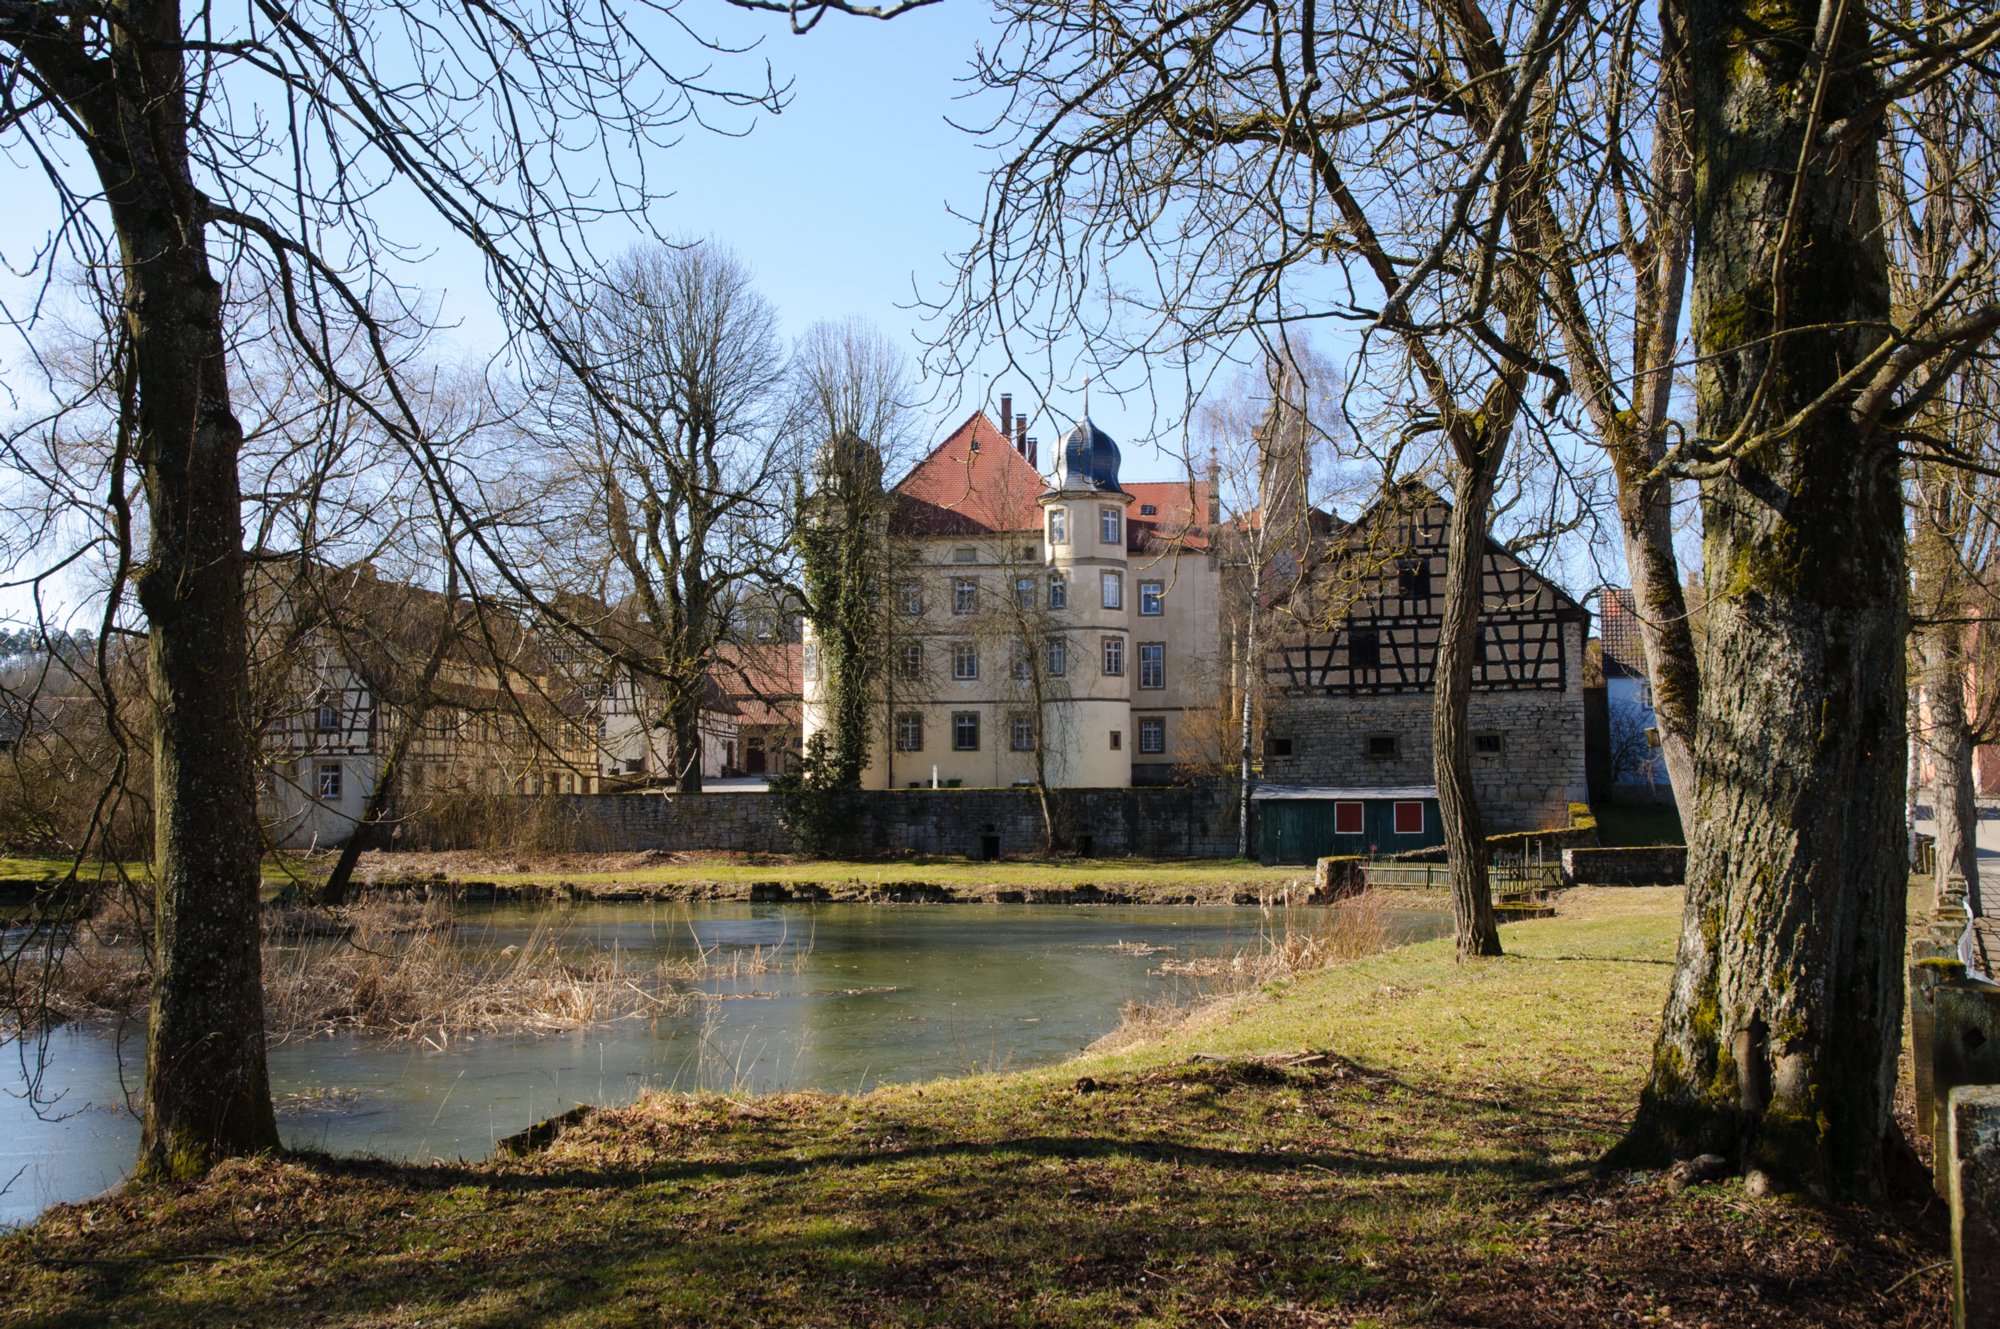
1935,981,2000,1197
1948,1085,2000,1329
1916,959,1971,1138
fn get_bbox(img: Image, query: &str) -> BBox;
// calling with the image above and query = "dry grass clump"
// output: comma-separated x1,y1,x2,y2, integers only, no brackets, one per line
261,902,700,1044
1093,892,1396,1053
1158,891,1394,981
9,899,817,1042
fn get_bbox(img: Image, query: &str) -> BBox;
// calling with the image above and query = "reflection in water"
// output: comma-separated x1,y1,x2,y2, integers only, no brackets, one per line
1,900,1448,1225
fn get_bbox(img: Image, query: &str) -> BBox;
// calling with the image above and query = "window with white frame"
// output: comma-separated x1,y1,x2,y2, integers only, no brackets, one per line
895,712,924,752
897,642,924,681
953,641,979,680
952,711,980,751
315,692,341,732
1047,637,1068,677
1048,573,1067,609
1102,636,1125,676
1100,506,1122,545
1101,570,1122,609
899,582,923,615
1010,713,1036,751
1138,581,1163,615
1048,507,1068,545
951,578,976,615
1138,642,1164,689
1014,575,1036,610
316,762,343,800
1138,716,1165,754
804,642,820,680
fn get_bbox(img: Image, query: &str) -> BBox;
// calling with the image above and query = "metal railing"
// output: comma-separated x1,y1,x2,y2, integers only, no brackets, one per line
1359,857,1561,901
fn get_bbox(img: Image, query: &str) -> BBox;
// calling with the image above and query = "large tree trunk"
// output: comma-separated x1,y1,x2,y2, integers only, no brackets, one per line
1923,625,1981,907
1615,0,1906,1199
1436,458,1504,961
1610,456,1701,819
90,1,279,1179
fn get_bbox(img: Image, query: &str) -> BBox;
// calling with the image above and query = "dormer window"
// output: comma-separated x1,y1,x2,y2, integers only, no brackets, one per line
1140,503,1157,516
1048,508,1069,545
1100,507,1122,545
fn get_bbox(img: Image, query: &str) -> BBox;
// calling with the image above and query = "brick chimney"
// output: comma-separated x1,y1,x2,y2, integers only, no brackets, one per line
1000,393,1013,442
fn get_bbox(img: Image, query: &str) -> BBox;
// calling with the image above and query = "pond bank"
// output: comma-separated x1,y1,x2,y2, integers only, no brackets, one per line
0,888,1948,1326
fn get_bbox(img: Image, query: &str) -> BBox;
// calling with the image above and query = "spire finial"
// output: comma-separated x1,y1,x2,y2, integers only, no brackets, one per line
1083,374,1091,418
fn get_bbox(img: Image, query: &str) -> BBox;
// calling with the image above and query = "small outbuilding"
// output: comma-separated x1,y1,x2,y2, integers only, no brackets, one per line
1254,784,1445,865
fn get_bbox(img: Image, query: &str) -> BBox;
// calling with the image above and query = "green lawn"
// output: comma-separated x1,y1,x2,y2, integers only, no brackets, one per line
0,887,1945,1327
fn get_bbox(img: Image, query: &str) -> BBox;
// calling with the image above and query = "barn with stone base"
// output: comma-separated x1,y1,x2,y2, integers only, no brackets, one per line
1256,482,1590,859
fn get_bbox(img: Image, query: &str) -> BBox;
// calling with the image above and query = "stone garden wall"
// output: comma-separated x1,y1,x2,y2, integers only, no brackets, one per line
516,783,1245,859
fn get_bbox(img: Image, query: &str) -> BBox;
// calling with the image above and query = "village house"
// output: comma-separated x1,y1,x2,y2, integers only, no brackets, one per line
254,564,601,849
1593,586,1675,805
1255,480,1592,860
801,399,1223,789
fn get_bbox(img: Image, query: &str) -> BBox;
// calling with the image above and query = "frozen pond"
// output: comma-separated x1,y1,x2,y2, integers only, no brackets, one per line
1,899,1451,1226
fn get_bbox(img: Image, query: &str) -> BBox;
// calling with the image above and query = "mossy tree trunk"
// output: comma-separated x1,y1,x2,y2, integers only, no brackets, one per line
1616,0,1906,1199
1435,454,1505,960
31,0,283,1178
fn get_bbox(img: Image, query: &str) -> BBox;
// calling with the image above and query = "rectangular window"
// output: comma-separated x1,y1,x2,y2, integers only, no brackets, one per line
1015,576,1036,610
1138,581,1164,616
1348,627,1381,670
953,546,978,563
1101,570,1122,610
895,712,924,752
316,694,341,731
1047,637,1068,677
953,579,978,615
1048,507,1068,545
804,642,821,680
1393,800,1426,835
899,583,923,615
1048,573,1067,609
1397,558,1431,601
897,643,924,682
953,711,980,751
1102,636,1125,676
316,762,343,800
1138,716,1165,754
1266,735,1294,758
1100,506,1122,545
1335,800,1365,835
1109,729,1122,751
1474,733,1503,755
1011,645,1033,680
1138,642,1164,690
1367,733,1398,758
953,642,979,680
1010,713,1036,751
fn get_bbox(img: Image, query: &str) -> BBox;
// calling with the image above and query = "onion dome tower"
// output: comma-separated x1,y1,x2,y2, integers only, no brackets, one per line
1038,409,1134,787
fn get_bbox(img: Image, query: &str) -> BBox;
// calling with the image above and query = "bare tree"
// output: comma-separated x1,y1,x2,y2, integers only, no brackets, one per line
0,0,925,1179
541,242,791,794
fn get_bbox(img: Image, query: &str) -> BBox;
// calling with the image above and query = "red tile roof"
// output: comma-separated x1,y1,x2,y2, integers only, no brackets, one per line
1598,587,1648,679
891,411,1216,550
712,641,802,728
1126,479,1215,552
892,412,1048,535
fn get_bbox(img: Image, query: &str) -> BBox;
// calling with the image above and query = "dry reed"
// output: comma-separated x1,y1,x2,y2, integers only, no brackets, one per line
1091,891,1398,1053
8,899,815,1042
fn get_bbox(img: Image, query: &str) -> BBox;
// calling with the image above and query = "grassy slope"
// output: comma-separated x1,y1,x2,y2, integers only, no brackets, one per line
0,888,1945,1327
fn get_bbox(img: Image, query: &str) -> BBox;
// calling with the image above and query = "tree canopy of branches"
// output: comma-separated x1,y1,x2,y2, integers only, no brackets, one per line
0,0,922,1180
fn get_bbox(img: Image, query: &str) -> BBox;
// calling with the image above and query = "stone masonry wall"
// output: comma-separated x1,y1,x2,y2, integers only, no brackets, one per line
1262,668,1588,833
515,783,1244,859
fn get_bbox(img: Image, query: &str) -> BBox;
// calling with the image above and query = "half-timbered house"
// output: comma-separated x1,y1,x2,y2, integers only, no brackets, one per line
1258,482,1590,846
254,565,601,849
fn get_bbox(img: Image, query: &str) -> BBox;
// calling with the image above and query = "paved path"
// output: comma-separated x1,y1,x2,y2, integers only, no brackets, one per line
1915,799,2000,979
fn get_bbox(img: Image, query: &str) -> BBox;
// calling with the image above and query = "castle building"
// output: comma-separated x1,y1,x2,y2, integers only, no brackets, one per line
801,402,1221,790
